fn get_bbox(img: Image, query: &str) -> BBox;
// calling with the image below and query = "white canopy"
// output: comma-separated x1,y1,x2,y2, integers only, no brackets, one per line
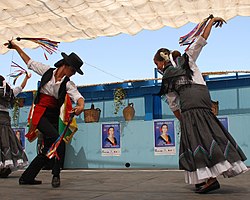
0,0,249,54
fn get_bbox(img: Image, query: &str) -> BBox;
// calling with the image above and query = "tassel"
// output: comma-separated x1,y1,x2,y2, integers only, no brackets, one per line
16,37,60,59
44,52,48,60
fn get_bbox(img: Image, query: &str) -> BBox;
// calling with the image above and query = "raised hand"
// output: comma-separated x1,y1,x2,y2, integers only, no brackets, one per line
212,17,227,28
4,40,18,49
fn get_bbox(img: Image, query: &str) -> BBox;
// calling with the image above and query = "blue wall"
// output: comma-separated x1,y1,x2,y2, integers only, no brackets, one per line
15,74,250,168
19,107,250,169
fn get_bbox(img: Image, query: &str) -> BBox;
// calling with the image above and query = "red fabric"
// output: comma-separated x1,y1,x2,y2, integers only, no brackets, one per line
31,105,46,126
25,129,38,142
64,94,73,122
25,94,58,142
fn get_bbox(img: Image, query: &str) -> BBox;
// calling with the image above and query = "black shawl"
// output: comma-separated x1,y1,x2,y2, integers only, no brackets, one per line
158,53,193,96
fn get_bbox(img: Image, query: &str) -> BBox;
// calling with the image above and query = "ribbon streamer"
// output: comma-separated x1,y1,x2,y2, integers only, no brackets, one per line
8,61,27,85
46,112,75,160
16,37,60,60
179,14,214,51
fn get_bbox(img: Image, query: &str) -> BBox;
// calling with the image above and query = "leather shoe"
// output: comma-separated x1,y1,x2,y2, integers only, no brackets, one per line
19,177,42,185
196,180,220,194
195,182,206,191
0,168,11,178
52,176,60,188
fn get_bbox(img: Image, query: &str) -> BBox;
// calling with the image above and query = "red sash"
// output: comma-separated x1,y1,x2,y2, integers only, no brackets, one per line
26,94,58,142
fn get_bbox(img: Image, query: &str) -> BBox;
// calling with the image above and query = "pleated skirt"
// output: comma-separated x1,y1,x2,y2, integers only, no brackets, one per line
178,84,248,184
0,111,28,171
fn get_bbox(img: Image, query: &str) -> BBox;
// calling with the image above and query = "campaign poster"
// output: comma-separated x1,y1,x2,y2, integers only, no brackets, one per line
154,120,176,155
13,127,25,150
218,116,229,131
101,123,121,156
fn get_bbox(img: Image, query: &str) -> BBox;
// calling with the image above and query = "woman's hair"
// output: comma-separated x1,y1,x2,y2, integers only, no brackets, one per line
171,50,181,61
108,127,114,132
0,75,11,92
154,48,170,62
154,48,181,62
0,75,15,107
0,75,5,86
161,124,168,129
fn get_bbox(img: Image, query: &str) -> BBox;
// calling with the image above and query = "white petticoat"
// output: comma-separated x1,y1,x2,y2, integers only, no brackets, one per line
0,159,28,171
184,160,248,184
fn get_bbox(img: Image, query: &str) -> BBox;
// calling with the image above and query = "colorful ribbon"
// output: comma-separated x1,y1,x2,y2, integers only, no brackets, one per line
46,112,75,160
179,14,214,51
8,61,27,85
16,37,60,60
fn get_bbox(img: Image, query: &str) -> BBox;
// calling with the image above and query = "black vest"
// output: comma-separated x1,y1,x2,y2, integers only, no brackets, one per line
34,68,70,108
0,84,15,108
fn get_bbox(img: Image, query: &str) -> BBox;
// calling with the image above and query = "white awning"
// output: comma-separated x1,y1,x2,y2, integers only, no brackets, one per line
0,0,249,54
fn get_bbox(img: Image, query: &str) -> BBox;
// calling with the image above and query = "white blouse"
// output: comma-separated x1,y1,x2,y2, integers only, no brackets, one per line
27,59,84,103
13,86,23,97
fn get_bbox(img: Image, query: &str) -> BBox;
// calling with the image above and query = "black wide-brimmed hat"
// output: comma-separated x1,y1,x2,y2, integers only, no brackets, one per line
55,52,84,75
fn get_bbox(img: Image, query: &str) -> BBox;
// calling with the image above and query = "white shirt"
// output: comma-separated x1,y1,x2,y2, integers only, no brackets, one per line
27,59,84,103
164,36,207,112
13,86,23,97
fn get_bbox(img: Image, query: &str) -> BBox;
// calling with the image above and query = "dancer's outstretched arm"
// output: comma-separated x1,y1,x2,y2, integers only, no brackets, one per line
202,16,226,40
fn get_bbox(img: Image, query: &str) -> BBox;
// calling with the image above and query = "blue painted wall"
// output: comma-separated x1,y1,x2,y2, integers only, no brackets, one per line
19,109,250,169
15,74,250,168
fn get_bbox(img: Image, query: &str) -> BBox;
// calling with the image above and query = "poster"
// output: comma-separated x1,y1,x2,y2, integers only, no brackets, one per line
154,120,176,155
218,116,229,131
101,123,121,156
12,127,25,150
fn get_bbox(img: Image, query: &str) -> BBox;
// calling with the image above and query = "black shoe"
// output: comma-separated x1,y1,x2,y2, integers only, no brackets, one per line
52,176,60,188
195,182,206,191
19,177,42,185
196,180,220,194
0,168,11,178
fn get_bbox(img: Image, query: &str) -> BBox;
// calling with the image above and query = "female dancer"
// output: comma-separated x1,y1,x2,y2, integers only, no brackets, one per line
153,16,248,193
0,73,31,178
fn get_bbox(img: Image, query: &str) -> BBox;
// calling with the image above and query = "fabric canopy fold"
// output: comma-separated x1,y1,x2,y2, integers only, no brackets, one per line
0,0,249,54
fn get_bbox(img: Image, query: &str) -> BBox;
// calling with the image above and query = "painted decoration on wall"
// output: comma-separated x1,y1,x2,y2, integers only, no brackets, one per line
101,123,121,156
154,120,176,155
12,127,25,150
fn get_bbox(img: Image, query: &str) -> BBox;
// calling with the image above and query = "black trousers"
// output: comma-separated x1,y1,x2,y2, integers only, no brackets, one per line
21,108,65,181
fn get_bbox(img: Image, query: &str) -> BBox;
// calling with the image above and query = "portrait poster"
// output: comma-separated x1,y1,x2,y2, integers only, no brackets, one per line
218,116,229,131
101,123,121,156
12,127,25,150
154,120,176,155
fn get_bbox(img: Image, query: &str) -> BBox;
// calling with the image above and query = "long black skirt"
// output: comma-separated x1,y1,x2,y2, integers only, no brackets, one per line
178,84,247,184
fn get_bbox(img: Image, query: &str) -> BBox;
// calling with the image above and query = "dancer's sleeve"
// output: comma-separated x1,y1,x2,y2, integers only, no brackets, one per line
186,36,207,62
66,81,84,103
13,86,22,97
27,59,50,76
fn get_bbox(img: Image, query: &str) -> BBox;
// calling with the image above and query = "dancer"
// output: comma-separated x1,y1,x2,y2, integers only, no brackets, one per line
153,16,248,194
6,40,85,187
0,73,31,178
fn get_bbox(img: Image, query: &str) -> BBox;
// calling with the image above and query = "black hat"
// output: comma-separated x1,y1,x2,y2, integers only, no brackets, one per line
54,52,84,75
